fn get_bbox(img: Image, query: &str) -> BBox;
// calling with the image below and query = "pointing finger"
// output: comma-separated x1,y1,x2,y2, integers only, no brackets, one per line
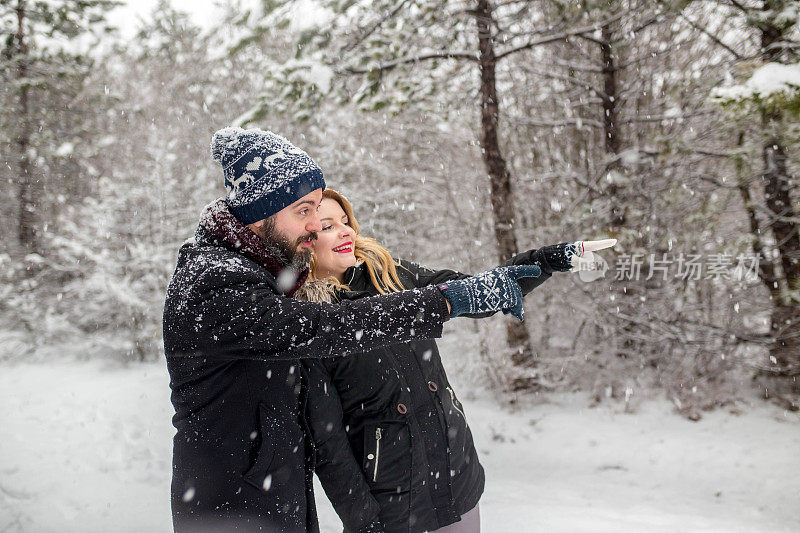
580,239,617,254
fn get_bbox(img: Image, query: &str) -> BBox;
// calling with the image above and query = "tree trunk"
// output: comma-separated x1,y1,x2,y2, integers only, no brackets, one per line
759,0,800,395
475,0,535,369
763,139,800,383
600,21,625,232
761,142,800,294
736,133,779,291
597,18,644,364
16,0,37,253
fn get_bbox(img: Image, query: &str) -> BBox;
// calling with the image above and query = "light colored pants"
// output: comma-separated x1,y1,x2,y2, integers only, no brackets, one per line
430,504,480,533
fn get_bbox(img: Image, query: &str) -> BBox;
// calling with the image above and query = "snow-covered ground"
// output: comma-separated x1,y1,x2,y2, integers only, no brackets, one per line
1,360,798,532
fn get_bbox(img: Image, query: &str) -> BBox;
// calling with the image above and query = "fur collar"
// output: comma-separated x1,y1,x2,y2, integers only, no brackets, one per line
293,278,336,303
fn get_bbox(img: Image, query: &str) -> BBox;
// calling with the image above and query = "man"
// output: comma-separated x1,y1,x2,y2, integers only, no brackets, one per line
162,127,543,532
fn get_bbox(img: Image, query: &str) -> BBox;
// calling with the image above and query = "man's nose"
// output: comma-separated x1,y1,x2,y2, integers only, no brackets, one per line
307,212,322,233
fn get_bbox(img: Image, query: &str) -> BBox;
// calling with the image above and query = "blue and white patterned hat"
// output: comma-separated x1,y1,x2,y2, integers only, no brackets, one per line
210,127,325,224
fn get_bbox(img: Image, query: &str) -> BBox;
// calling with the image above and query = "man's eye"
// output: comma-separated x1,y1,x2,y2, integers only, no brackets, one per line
300,209,308,216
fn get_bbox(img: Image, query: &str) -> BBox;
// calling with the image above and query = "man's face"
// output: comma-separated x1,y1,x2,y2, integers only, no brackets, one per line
250,189,323,269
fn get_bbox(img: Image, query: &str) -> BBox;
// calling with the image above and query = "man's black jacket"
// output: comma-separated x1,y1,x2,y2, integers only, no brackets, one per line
162,225,450,533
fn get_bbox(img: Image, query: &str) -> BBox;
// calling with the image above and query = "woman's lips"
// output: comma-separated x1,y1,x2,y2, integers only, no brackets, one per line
332,242,352,253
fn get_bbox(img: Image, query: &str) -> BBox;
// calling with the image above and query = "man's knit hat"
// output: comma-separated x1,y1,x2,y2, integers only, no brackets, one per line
210,127,325,224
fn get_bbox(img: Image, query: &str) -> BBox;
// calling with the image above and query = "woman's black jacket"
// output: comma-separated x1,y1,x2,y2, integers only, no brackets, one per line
304,254,551,533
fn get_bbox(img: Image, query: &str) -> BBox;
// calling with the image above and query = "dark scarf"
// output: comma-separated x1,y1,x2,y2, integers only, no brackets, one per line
198,198,308,297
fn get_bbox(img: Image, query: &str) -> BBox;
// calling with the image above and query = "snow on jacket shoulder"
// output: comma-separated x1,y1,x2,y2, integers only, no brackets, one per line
164,236,450,362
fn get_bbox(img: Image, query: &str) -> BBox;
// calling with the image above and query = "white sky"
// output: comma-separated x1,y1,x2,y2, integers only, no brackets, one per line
107,1,330,39
107,0,225,37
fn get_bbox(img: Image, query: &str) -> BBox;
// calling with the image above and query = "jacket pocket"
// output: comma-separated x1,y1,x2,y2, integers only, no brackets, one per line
242,402,303,492
362,420,412,493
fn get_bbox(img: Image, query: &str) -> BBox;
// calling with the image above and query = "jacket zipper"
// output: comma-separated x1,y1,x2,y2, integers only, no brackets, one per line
447,386,466,419
372,427,382,482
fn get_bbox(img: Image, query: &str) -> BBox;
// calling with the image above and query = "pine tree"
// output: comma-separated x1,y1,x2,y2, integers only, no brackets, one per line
710,0,799,403
0,0,117,254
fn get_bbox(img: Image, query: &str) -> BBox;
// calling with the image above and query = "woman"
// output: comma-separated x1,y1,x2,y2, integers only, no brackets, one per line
297,190,574,533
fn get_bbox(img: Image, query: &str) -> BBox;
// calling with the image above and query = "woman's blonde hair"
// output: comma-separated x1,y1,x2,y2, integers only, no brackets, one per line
309,189,405,295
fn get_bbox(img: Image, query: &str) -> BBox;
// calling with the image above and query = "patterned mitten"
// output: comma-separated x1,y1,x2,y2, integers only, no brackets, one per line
437,264,542,320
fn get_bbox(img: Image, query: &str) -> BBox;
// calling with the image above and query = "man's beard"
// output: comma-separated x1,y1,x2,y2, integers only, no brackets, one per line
257,216,315,272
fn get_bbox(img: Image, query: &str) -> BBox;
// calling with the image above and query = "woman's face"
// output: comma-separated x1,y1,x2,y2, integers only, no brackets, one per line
312,198,357,280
